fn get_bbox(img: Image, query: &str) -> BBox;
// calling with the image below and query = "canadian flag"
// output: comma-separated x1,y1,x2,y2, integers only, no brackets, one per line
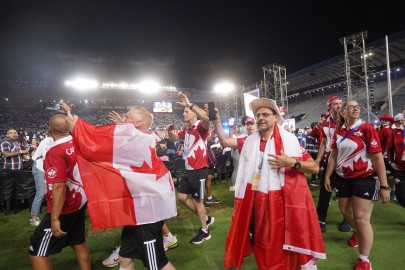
224,125,326,269
72,118,177,230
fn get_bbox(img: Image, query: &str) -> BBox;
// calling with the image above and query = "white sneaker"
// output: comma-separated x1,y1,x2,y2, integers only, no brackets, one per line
102,246,120,268
29,217,40,226
229,185,235,191
163,235,179,251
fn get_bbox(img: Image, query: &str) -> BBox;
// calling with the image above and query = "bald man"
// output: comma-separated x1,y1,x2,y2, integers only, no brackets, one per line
29,114,90,270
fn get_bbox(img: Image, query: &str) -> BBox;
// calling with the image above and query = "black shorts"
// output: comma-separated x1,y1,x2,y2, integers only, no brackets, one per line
28,205,87,256
119,221,168,270
178,168,208,200
334,174,379,201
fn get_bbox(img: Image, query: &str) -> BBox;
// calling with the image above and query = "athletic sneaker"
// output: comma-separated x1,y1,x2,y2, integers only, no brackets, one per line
206,196,221,204
348,231,358,248
190,229,211,244
319,221,327,233
229,185,235,191
338,219,352,232
206,216,215,227
163,235,179,251
354,258,372,270
29,217,40,226
309,180,319,187
102,246,120,268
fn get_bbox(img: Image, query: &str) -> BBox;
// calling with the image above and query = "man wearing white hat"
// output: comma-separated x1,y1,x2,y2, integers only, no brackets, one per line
224,98,325,270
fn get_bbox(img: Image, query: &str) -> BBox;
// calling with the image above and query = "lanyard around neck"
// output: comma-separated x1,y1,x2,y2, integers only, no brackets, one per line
338,122,362,146
328,117,338,139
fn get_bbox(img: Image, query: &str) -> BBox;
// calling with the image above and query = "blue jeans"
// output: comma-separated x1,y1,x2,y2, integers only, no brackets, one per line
31,161,46,216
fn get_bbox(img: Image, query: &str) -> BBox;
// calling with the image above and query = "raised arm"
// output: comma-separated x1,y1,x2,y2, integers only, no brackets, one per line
108,111,125,123
212,108,238,149
177,92,209,129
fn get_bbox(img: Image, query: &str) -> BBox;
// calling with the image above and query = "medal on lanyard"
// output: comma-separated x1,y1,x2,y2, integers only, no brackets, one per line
401,129,405,161
252,152,263,191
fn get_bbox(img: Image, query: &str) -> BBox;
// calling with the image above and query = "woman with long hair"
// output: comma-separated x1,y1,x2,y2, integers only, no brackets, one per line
325,100,390,270
176,144,184,156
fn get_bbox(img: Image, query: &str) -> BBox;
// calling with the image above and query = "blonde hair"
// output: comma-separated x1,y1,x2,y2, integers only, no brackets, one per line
131,106,154,128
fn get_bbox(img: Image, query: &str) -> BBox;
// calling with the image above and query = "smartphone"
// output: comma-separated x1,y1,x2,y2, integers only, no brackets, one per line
70,104,75,116
208,102,216,120
45,103,60,111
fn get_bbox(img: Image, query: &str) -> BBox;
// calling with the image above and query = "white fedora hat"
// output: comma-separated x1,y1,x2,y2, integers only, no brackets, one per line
251,98,284,125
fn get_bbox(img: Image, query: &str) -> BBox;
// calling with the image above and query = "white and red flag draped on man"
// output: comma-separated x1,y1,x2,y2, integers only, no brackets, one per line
224,125,326,269
71,118,177,230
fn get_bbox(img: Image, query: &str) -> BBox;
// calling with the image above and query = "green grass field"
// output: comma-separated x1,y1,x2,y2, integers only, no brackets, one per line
1,177,404,270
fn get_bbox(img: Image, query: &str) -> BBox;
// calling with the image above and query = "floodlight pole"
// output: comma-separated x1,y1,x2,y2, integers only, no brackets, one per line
340,31,372,121
386,35,394,116
263,64,288,117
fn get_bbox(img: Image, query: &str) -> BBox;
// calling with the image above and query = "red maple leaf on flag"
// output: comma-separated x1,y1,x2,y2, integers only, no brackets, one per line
130,146,169,180
187,146,205,167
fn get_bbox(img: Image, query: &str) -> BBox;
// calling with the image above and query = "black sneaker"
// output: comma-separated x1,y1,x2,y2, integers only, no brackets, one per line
190,229,211,244
338,219,352,232
206,196,221,204
206,216,215,227
320,221,327,233
204,202,211,208
309,181,319,187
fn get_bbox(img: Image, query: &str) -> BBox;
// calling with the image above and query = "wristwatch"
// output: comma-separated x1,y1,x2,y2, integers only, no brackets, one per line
380,185,391,191
292,160,301,170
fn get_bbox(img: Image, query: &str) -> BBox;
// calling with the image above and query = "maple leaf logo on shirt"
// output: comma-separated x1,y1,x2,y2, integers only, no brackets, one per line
342,156,371,177
187,146,205,167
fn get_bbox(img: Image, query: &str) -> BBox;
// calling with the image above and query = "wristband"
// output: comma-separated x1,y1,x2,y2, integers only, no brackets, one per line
189,103,196,110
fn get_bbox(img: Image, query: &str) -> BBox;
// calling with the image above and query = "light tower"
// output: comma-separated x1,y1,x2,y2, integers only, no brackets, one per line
263,63,288,117
340,31,372,121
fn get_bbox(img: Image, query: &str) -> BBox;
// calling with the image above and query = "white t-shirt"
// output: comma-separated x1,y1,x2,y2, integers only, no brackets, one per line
32,137,54,172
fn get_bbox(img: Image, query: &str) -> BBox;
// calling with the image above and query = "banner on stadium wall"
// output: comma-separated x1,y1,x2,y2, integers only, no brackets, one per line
243,89,260,118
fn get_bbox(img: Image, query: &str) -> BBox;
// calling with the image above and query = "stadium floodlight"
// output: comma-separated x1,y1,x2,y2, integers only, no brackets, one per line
138,80,161,94
65,78,98,90
214,82,235,94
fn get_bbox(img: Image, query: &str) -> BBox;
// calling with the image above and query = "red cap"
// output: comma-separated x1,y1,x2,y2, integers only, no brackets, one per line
245,117,255,124
326,96,342,108
378,114,394,123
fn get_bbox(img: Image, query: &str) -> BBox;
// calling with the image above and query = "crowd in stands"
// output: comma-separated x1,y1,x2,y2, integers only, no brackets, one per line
0,108,185,140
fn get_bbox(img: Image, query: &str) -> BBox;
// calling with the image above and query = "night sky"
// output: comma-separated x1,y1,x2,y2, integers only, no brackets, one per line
0,0,403,90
